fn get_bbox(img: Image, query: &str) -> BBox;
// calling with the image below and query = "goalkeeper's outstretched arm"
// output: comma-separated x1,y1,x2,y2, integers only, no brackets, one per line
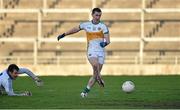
7,91,32,96
18,68,43,87
3,81,32,96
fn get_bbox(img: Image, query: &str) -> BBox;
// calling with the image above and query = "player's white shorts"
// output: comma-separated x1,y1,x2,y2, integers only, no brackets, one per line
87,51,105,64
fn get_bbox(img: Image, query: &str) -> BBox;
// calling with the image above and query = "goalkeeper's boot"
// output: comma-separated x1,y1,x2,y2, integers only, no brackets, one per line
0,90,2,95
0,87,5,95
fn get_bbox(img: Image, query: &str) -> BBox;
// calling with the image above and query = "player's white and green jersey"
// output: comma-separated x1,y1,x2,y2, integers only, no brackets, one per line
79,21,109,52
0,68,37,96
79,21,109,64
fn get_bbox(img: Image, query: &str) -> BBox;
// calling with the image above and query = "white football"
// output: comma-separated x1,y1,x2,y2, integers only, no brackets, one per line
122,81,135,93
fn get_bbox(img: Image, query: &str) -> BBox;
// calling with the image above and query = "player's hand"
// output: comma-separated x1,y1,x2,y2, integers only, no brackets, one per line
35,77,43,87
100,42,108,48
57,33,65,41
22,91,32,96
35,79,43,87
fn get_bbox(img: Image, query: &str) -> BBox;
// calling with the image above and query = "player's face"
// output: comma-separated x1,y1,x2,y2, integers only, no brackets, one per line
92,11,102,23
10,69,19,79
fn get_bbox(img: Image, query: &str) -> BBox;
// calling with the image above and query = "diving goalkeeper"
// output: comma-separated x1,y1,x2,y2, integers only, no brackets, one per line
0,64,43,96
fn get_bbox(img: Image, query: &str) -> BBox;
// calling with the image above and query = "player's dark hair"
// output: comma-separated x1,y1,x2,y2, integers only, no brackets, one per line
7,64,19,73
92,8,102,14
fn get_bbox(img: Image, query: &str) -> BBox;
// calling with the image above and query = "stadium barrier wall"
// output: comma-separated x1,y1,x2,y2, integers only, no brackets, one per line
1,8,180,76
0,64,180,76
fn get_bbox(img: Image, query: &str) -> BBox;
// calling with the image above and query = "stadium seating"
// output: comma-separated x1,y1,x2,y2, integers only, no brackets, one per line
0,0,180,65
98,0,141,8
146,0,180,8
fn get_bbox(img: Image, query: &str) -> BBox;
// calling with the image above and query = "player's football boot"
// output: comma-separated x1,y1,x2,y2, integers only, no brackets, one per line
80,92,87,98
97,78,105,87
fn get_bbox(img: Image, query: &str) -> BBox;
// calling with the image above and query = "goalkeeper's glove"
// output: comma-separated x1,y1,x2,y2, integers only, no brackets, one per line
57,33,65,41
34,77,43,87
100,42,108,48
22,91,32,96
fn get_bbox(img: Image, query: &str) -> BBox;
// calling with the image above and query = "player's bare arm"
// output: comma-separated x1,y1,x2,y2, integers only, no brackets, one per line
57,26,81,41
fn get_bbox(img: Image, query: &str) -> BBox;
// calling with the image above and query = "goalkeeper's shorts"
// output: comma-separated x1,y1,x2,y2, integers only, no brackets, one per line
87,51,105,64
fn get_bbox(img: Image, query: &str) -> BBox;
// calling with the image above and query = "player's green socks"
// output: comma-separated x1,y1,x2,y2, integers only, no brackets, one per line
83,86,90,93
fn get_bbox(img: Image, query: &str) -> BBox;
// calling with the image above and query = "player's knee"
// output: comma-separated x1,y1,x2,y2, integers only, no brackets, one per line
93,67,99,74
93,65,97,69
92,63,98,68
96,75,100,79
92,74,96,79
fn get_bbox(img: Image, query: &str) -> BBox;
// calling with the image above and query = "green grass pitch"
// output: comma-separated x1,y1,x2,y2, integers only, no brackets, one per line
0,75,180,109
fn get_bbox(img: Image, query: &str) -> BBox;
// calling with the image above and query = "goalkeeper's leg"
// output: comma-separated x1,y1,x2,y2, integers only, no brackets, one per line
0,89,3,95
0,86,6,95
